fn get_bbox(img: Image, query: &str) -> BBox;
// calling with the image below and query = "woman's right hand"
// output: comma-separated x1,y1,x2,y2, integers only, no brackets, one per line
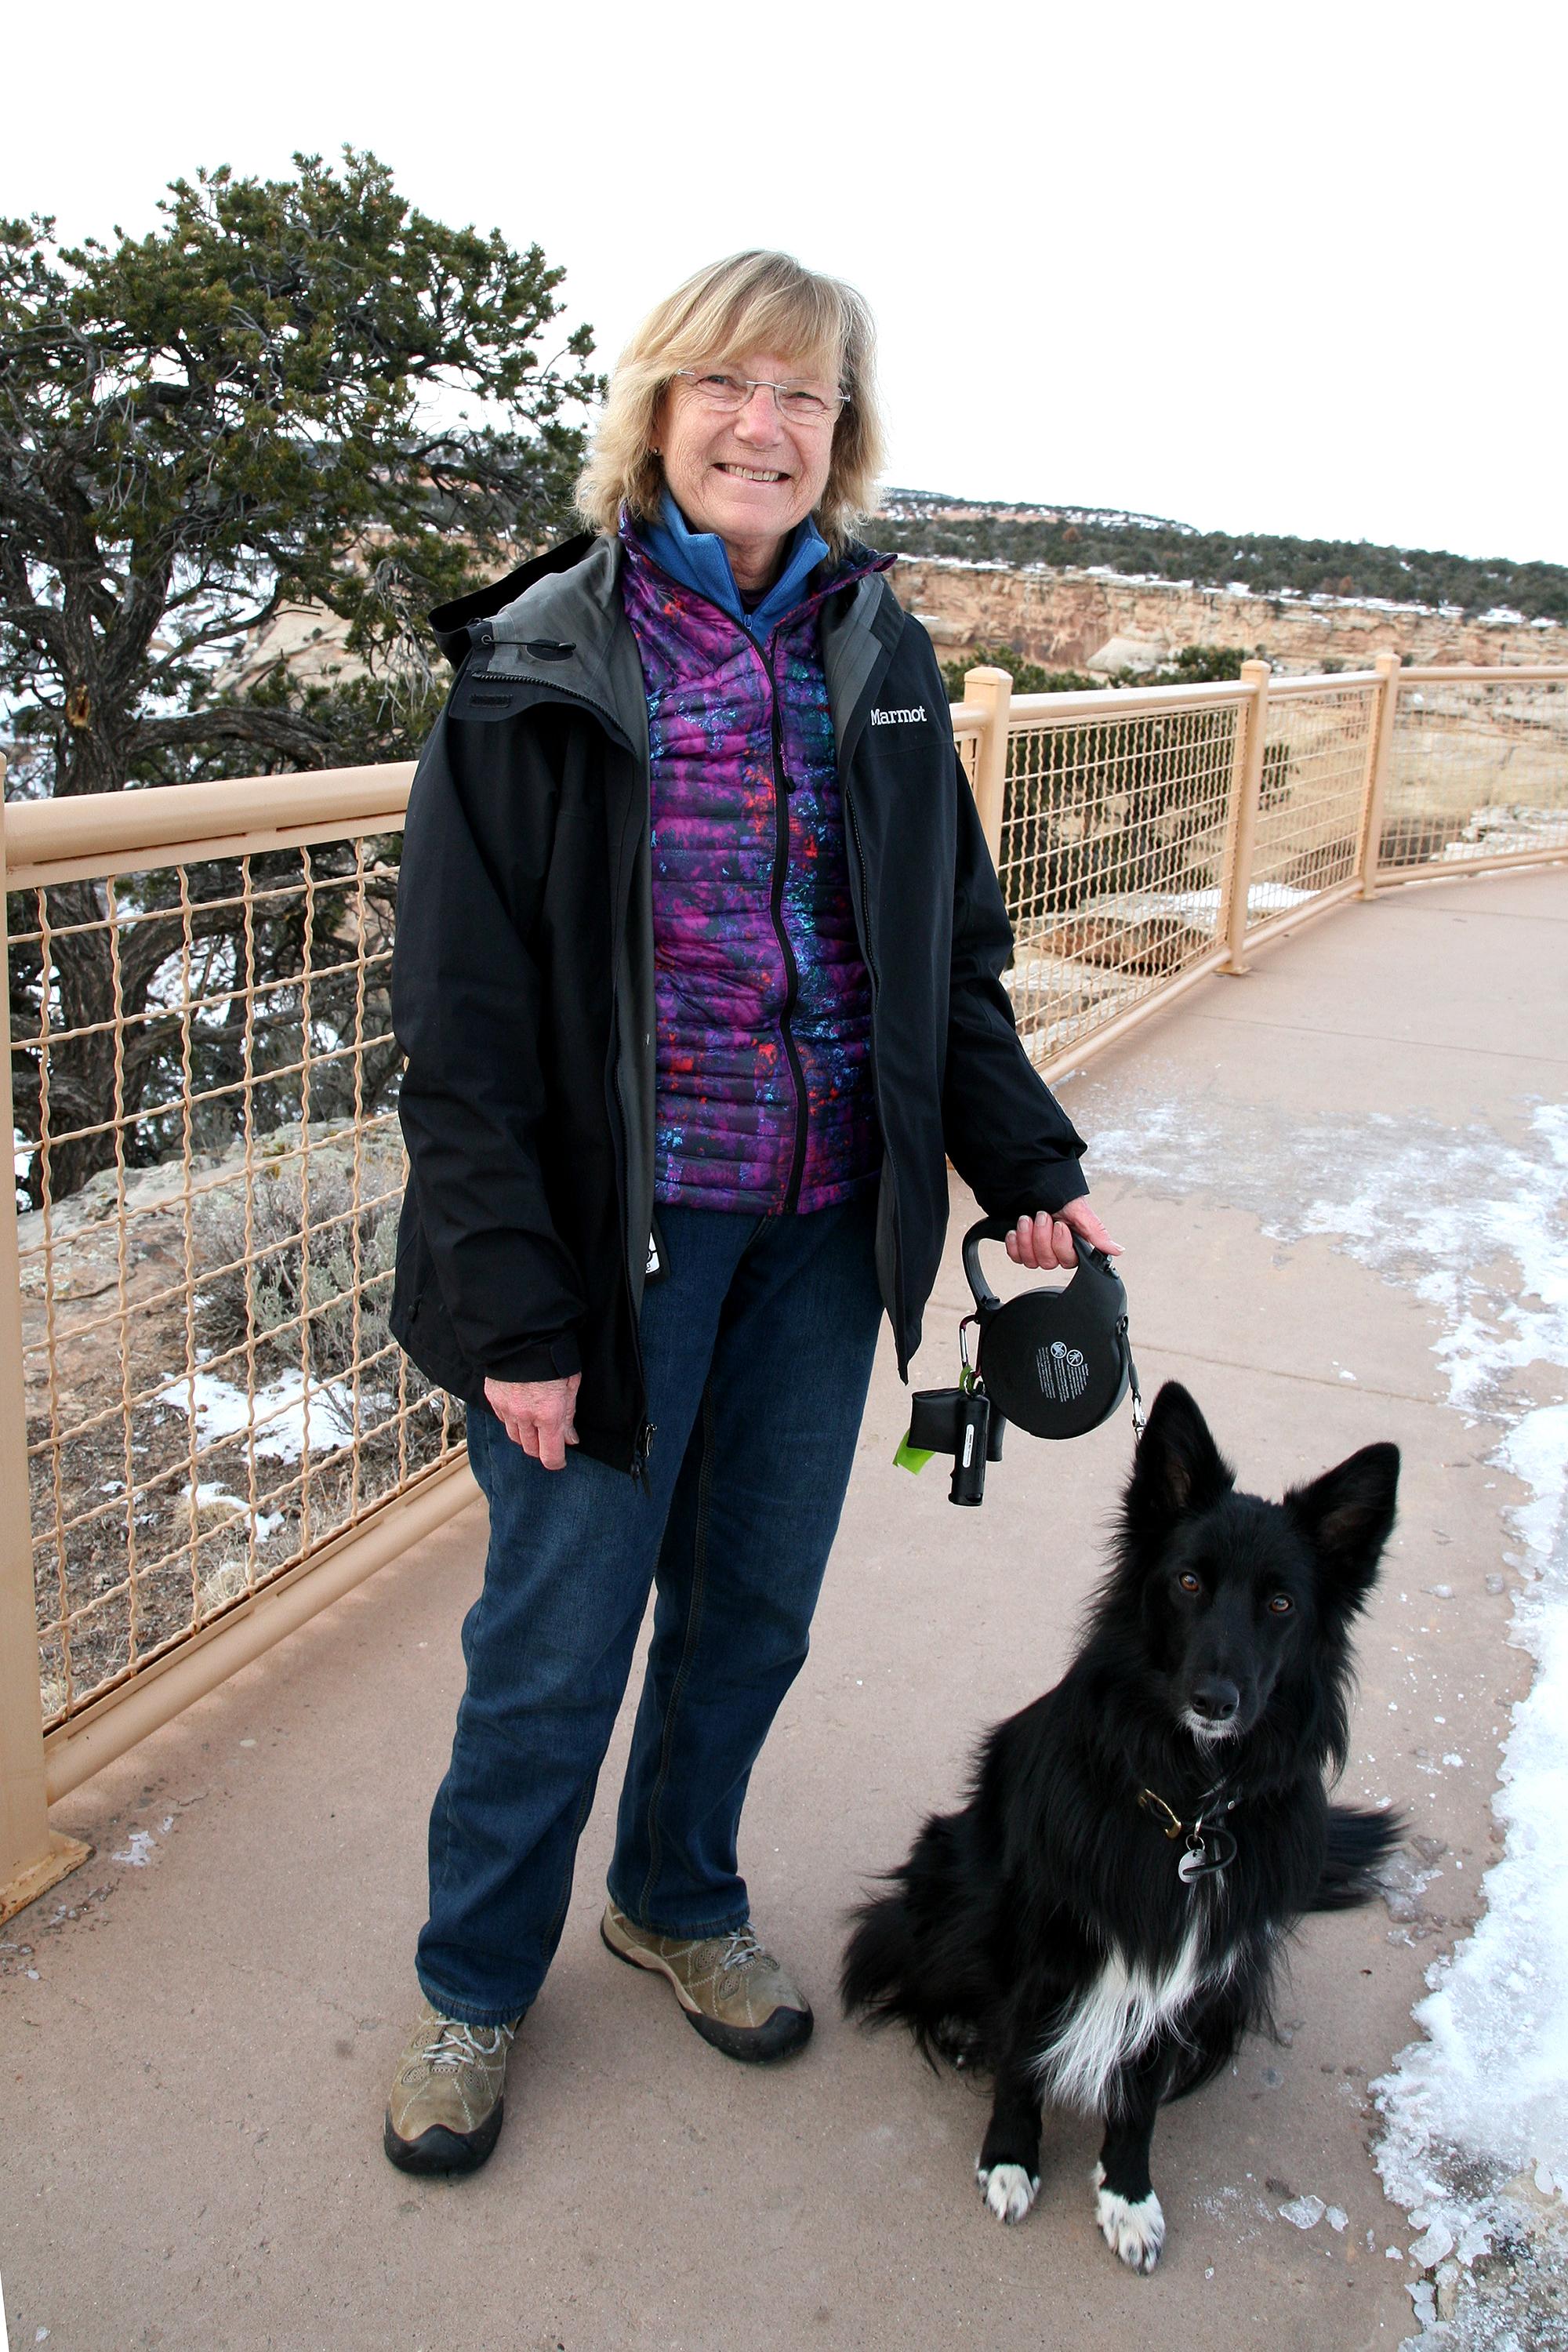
483,1373,581,1468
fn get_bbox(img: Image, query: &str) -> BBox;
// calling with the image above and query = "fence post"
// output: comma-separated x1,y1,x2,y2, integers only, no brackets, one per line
1219,659,1272,975
962,665,1014,870
0,766,92,1923
1359,652,1402,898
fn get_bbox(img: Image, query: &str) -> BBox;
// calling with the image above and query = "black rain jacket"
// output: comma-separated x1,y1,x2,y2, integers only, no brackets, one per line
390,530,1088,1476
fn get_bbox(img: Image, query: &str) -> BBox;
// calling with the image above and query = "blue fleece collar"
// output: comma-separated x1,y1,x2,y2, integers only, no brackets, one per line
641,489,830,641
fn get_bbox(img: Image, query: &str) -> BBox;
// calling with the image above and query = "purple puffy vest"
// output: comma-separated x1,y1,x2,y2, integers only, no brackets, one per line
620,530,883,1214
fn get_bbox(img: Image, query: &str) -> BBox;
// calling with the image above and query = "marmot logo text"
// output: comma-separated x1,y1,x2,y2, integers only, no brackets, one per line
869,705,927,726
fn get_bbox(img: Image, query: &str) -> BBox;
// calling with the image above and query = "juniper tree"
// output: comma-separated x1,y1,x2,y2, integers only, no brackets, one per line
0,150,597,1197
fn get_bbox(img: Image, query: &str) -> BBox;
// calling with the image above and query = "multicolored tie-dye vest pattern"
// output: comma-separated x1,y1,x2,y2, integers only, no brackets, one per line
620,522,891,1214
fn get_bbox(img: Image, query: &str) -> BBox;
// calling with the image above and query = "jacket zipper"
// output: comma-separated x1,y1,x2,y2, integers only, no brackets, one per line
616,1040,657,1488
843,776,904,1340
755,637,811,1215
601,728,657,1487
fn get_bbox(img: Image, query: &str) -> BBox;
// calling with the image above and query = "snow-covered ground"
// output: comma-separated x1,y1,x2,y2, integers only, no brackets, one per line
157,1363,359,1465
1069,1073,1568,2350
1370,1105,1568,2347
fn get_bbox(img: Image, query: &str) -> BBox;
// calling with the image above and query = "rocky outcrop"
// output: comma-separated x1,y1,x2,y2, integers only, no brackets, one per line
893,558,1563,676
22,1120,439,1723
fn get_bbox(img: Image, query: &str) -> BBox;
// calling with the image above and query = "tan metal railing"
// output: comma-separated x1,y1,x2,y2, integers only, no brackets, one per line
1377,668,1568,880
0,765,477,1918
2,655,1566,1918
960,657,1568,1086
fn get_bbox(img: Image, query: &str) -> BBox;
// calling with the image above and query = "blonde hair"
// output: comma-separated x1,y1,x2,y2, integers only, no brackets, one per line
575,250,885,556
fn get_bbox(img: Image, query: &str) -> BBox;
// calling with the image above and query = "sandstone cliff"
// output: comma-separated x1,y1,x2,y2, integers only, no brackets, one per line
890,557,1563,677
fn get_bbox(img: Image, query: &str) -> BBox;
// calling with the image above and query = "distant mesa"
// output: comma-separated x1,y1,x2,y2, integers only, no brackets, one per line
873,489,1564,677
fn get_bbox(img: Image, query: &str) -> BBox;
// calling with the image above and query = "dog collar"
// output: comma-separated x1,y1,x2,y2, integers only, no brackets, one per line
1138,1783,1240,1884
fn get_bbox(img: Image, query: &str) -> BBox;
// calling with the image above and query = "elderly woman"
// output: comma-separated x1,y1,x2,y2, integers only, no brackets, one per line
383,251,1116,2174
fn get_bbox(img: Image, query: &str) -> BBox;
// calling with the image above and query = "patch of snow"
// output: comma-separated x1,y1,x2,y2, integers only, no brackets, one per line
1410,2219,1457,2267
1441,806,1568,862
1279,2194,1327,2229
1018,880,1312,940
111,1829,158,1867
181,1482,247,1514
158,1367,355,1464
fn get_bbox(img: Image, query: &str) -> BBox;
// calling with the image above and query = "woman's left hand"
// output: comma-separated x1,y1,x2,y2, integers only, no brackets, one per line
1005,1197,1122,1271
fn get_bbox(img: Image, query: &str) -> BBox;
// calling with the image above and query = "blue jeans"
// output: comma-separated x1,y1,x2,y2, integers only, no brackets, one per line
416,1194,884,2025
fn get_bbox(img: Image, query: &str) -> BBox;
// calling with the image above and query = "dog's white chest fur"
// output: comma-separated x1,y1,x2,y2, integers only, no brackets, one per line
1034,1919,1214,2115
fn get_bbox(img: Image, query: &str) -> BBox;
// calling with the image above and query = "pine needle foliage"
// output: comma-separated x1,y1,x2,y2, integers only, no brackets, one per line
1,151,600,1198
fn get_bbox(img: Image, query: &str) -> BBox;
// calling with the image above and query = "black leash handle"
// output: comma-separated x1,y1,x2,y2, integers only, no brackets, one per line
960,1213,1116,1315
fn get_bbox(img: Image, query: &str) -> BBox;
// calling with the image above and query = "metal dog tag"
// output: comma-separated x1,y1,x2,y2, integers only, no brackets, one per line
1178,1824,1237,1884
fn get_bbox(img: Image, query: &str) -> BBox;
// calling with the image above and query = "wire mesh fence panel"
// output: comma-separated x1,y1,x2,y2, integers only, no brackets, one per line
1380,678,1568,873
9,836,462,1732
995,699,1245,1057
8,665,1566,1757
1246,682,1380,920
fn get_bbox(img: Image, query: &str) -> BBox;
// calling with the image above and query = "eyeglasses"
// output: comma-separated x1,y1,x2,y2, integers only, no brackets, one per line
671,369,848,426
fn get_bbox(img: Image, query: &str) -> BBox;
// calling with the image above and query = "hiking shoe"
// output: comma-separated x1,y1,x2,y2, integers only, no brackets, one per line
601,1899,813,2063
383,1998,521,2175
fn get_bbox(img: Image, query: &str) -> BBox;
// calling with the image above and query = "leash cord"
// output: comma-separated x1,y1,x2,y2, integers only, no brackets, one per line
1117,1314,1145,1439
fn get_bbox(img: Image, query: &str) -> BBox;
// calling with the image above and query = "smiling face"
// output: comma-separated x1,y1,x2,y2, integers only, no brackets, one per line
653,349,840,590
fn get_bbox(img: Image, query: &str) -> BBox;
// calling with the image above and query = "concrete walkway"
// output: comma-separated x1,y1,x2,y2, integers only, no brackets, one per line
4,866,1563,2352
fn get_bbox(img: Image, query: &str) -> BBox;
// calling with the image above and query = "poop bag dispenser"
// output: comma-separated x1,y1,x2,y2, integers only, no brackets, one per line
963,1214,1135,1441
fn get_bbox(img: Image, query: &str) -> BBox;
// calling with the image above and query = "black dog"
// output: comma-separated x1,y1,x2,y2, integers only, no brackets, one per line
842,1381,1400,2273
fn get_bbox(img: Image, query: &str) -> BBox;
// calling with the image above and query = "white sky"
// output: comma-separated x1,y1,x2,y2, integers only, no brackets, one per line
5,0,1563,564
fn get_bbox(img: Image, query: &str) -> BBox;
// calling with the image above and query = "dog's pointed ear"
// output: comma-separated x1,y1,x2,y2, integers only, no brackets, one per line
1286,1443,1400,1610
1123,1382,1235,1544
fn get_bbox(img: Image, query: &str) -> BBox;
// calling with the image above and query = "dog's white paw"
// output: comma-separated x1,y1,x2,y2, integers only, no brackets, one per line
977,2158,1040,2225
1092,2162,1165,2272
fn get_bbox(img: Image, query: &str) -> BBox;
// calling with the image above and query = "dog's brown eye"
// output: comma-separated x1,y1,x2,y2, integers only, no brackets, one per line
1269,1594,1294,1614
1178,1572,1202,1595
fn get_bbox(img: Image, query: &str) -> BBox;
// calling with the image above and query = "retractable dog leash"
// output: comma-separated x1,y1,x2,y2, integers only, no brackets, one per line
896,1214,1145,1505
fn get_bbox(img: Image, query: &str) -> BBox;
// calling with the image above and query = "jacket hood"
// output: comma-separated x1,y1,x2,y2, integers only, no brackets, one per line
428,531,602,665
430,528,902,769
431,532,648,758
